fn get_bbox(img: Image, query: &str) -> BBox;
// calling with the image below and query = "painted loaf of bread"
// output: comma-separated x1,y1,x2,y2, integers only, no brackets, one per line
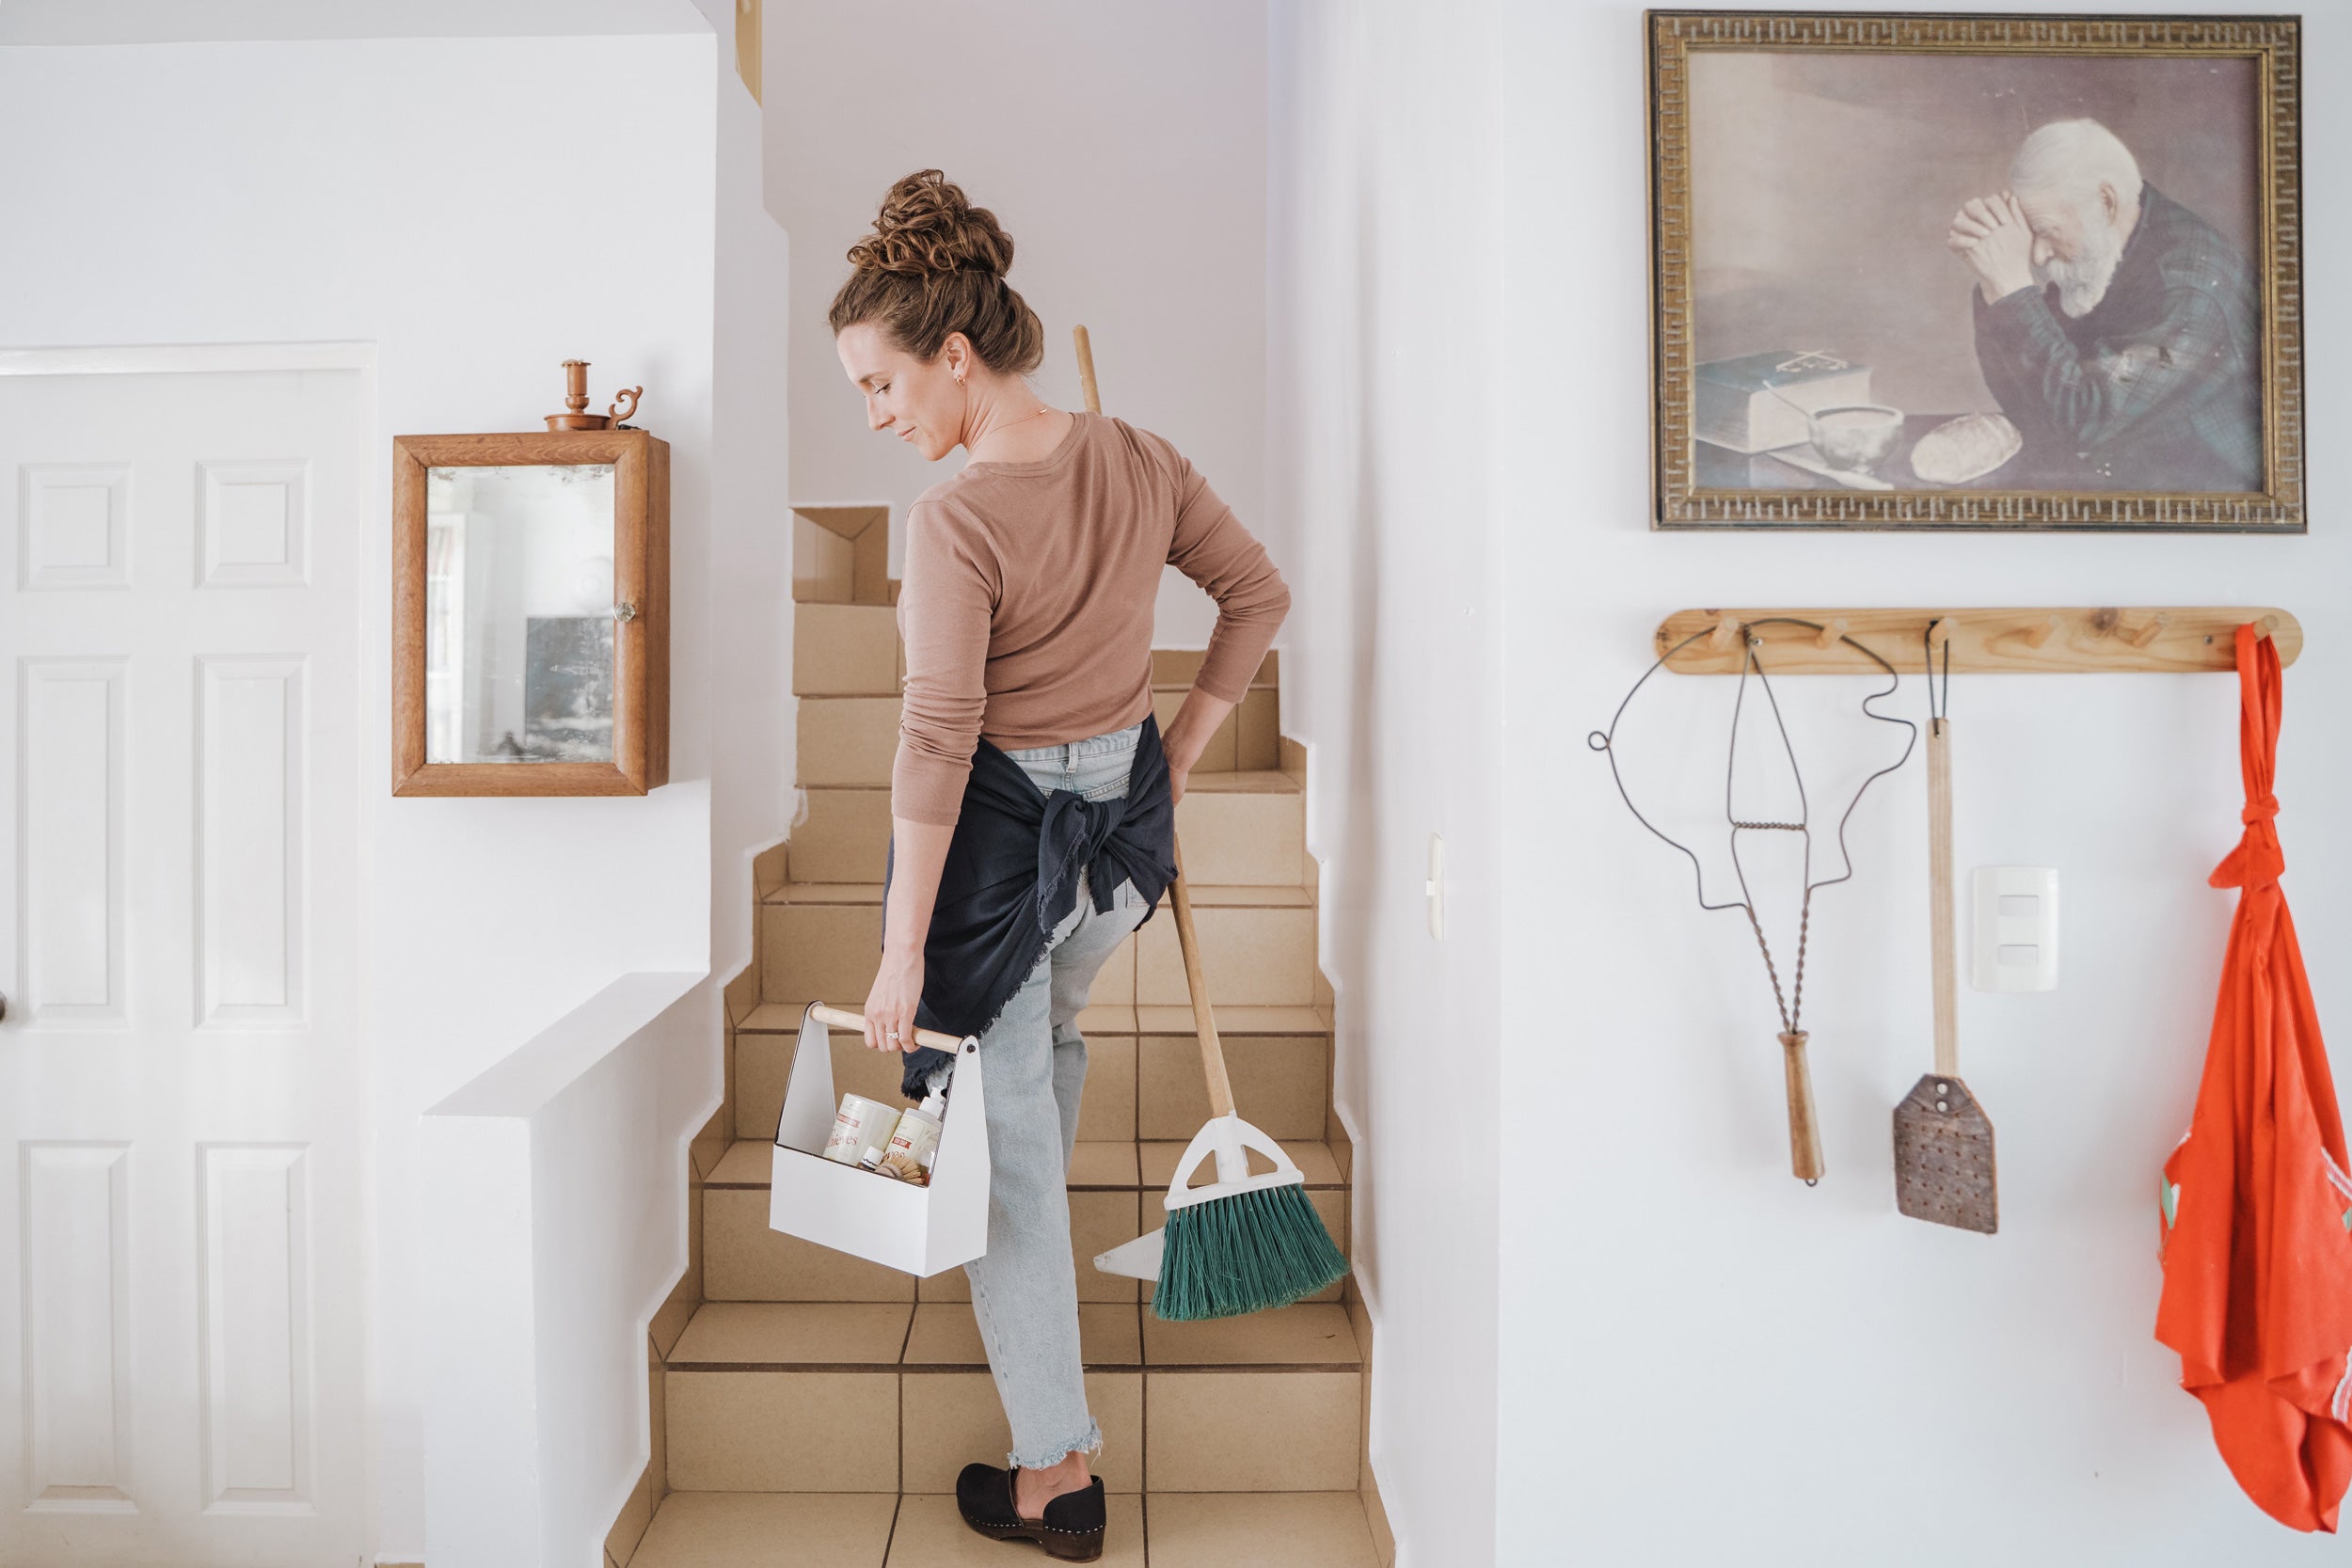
1911,413,2022,485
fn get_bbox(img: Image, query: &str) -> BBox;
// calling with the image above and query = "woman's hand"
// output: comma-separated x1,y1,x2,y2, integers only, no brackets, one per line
863,944,926,1054
1165,742,1195,805
1162,687,1235,805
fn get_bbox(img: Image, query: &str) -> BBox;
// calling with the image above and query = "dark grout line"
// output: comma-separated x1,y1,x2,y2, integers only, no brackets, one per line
1354,1489,1382,1568
1137,1325,1151,1520
670,1355,1344,1373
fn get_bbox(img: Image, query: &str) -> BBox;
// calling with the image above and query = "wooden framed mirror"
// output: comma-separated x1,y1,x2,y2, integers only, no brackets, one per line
390,428,669,795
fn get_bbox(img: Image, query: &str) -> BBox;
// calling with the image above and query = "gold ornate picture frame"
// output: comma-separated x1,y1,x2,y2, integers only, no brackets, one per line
1648,11,2303,531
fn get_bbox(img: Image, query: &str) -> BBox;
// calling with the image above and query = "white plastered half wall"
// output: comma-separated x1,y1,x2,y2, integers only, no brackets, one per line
0,24,793,1560
1492,2,2352,1564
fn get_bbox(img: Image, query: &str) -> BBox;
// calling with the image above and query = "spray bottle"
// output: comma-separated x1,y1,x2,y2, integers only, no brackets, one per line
878,1086,947,1185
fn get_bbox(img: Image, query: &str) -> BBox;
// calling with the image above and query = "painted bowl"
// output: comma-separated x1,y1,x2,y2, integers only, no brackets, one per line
1806,404,1905,474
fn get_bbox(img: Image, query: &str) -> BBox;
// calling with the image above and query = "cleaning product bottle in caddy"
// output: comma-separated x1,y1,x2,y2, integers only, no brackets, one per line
822,1093,903,1170
821,1066,952,1185
877,1085,948,1186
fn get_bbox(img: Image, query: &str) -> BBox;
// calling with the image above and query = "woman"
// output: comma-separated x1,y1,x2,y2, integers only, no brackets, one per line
831,170,1289,1561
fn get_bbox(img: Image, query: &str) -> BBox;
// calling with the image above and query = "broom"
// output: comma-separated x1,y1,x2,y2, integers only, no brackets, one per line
1149,843,1351,1318
1072,325,1349,1319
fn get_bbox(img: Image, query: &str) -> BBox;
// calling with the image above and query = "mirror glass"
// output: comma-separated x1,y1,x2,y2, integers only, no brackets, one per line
423,464,617,764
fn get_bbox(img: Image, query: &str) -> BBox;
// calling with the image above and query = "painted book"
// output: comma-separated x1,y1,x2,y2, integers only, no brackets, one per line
1694,351,1874,455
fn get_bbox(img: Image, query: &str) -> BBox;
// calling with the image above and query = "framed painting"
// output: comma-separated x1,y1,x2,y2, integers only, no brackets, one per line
1647,11,2303,531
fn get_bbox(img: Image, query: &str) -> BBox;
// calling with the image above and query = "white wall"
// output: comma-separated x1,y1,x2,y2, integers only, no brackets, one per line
765,0,1268,644
701,0,798,1046
421,9,790,1564
1494,3,2352,1564
1268,4,1506,1563
0,28,795,1561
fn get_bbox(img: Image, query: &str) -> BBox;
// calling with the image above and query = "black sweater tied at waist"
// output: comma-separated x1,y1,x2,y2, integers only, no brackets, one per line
884,713,1179,1099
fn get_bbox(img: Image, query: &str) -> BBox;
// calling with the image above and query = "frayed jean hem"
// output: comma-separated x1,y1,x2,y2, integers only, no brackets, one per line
1008,1418,1104,1473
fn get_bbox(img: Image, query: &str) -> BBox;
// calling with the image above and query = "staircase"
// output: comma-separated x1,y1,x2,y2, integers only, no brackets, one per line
605,510,1394,1567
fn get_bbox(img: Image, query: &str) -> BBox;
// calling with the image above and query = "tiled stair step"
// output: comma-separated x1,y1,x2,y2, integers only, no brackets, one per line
764,879,1311,908
662,1301,1365,1497
778,788,890,884
795,688,1282,788
701,1140,1349,1310
786,615,1289,705
732,1005,1336,1146
784,772,1306,889
759,884,1320,1011
798,697,902,788
628,1488,1383,1567
794,604,902,697
707,1137,1351,1192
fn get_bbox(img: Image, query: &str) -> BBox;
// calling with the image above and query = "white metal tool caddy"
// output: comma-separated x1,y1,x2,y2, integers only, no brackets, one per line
767,1003,989,1276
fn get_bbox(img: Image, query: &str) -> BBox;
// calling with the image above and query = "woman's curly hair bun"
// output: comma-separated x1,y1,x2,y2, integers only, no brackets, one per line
830,170,1043,375
848,169,1017,280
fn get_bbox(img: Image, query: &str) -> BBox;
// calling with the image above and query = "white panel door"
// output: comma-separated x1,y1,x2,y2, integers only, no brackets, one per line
0,369,365,1564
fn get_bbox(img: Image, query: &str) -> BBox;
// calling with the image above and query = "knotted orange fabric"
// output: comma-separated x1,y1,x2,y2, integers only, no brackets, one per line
2155,624,2352,1531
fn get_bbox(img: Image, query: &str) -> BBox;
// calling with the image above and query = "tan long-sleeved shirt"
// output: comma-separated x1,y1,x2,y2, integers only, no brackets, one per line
890,411,1290,827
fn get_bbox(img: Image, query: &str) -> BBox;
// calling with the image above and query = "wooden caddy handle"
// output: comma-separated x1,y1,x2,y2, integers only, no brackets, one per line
809,1003,965,1054
1780,1030,1825,1183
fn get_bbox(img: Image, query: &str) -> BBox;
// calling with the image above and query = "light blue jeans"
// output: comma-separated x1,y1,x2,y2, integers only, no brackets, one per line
949,720,1149,1472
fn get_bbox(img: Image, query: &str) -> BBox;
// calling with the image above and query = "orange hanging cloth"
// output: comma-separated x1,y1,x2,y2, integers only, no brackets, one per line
2155,623,2352,1531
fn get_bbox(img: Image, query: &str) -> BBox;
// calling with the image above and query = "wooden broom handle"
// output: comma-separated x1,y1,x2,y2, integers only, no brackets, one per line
1928,717,1959,1079
1074,325,1102,418
1072,325,1234,1118
808,1003,965,1053
1168,838,1236,1118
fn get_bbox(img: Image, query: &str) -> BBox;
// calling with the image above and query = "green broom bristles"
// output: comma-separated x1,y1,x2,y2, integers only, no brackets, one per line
1152,1182,1350,1322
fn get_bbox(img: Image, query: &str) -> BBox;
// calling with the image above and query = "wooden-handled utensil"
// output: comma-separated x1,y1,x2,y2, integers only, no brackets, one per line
1781,1030,1824,1182
1892,706,1998,1232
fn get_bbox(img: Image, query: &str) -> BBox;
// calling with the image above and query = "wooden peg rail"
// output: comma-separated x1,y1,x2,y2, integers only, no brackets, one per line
1657,608,2299,675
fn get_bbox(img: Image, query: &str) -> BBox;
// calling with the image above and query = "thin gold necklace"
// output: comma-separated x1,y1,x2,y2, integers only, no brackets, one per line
968,403,1060,451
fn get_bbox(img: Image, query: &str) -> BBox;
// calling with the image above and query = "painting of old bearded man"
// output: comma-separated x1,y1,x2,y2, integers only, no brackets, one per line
1667,38,2292,524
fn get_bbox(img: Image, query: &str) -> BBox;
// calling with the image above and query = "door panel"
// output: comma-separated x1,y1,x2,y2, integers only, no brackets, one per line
0,368,365,1565
20,659,127,1023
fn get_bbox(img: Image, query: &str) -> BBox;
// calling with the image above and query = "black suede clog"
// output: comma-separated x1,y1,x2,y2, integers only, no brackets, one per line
954,1462,1106,1561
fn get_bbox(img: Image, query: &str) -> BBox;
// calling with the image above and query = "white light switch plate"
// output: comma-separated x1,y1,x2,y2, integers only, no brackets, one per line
1426,832,1445,942
1972,866,2058,993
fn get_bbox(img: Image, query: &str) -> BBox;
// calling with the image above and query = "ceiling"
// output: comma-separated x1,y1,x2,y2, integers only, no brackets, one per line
0,0,712,45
